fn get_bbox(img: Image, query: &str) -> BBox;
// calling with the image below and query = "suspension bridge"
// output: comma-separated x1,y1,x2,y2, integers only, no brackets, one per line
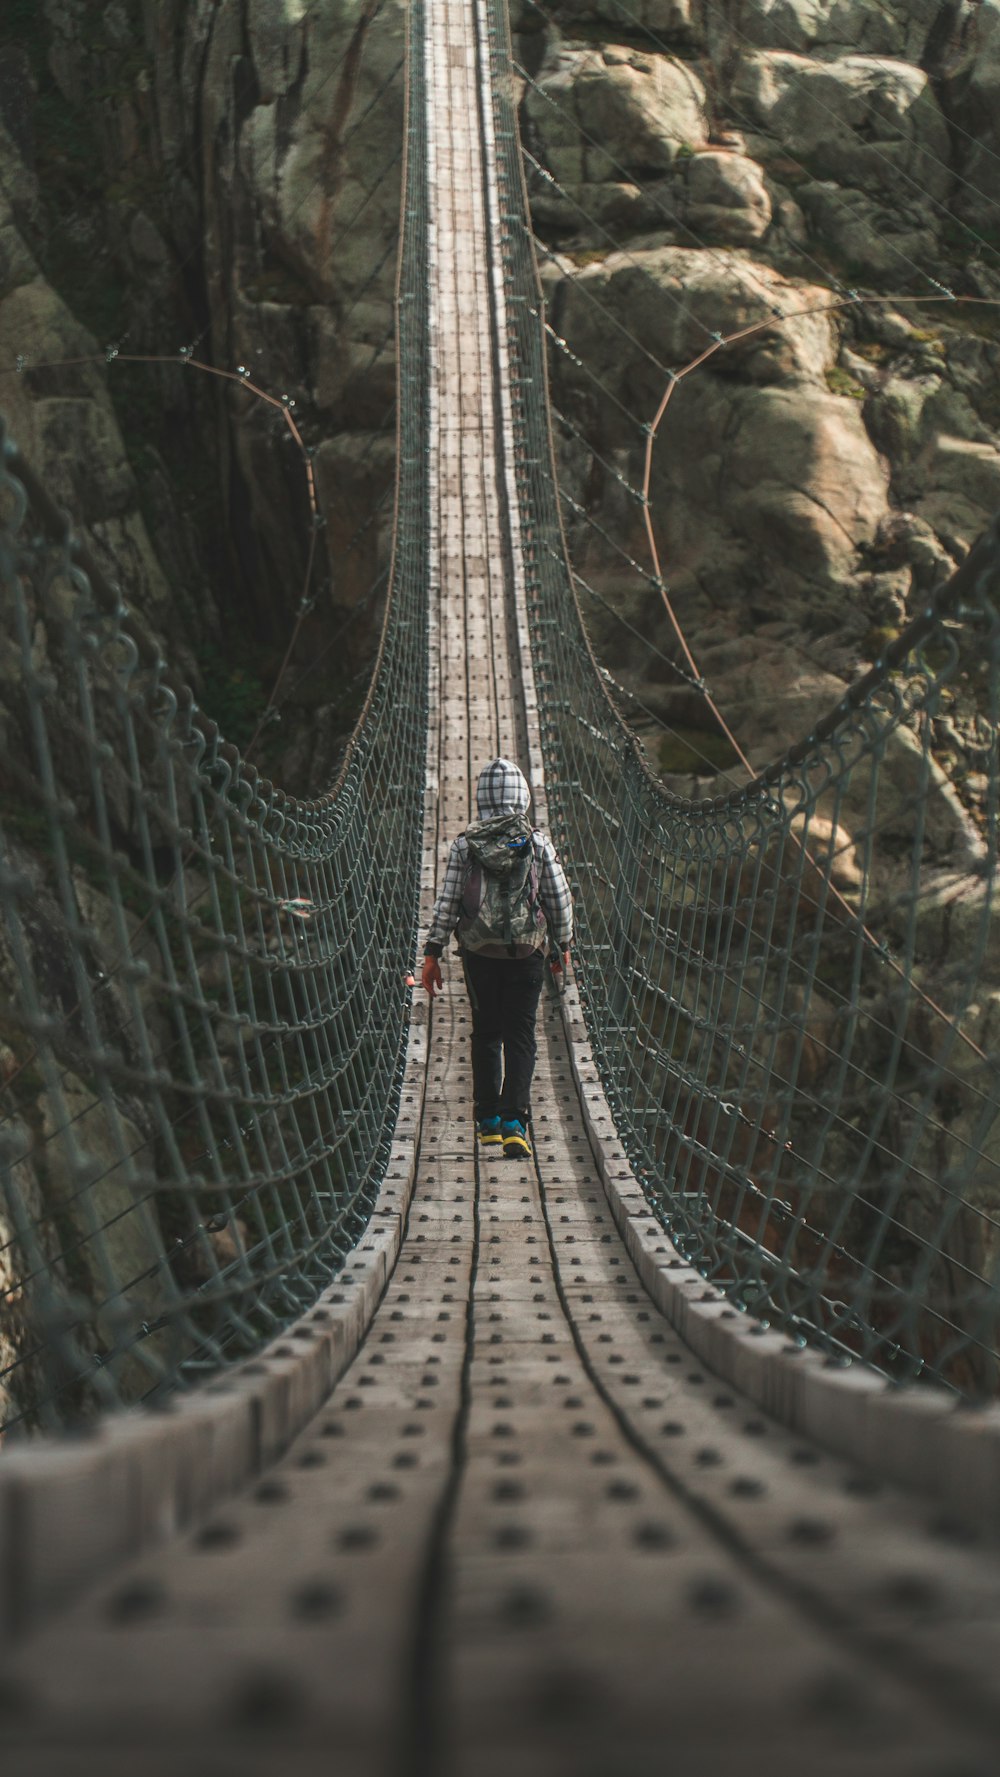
2,0,1000,1770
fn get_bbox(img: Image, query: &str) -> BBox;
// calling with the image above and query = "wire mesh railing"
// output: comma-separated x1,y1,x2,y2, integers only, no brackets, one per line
4,0,1000,1440
482,0,1000,1396
0,11,431,1438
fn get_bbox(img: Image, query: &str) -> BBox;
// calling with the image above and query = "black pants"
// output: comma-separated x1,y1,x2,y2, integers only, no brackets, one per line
461,950,545,1126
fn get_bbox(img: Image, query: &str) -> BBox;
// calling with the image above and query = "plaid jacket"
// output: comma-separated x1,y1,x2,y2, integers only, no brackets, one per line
424,759,573,957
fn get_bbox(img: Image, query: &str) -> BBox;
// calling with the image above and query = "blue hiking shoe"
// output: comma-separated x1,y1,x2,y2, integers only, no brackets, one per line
477,1116,503,1148
501,1118,532,1161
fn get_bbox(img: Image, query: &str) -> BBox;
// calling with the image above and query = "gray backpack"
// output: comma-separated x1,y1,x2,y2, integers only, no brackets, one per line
457,812,547,958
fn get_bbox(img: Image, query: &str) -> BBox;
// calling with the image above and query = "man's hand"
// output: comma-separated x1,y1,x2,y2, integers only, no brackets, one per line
549,950,571,976
421,955,443,998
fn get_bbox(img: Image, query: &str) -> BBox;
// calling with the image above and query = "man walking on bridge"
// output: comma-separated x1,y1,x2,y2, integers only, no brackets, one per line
422,759,573,1160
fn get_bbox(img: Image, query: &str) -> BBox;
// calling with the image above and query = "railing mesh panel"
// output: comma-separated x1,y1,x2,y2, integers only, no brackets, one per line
0,11,431,1437
3,0,1000,1434
481,0,1000,1395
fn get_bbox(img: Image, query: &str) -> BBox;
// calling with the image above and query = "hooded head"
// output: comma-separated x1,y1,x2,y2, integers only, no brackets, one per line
475,758,531,821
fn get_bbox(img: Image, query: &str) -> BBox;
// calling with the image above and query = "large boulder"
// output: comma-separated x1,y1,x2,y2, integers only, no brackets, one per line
548,246,839,433
866,367,1000,550
795,181,941,285
637,370,888,632
548,241,899,708
678,633,849,761
529,172,682,237
732,51,952,200
681,149,773,244
524,42,708,186
721,383,888,575
702,0,947,60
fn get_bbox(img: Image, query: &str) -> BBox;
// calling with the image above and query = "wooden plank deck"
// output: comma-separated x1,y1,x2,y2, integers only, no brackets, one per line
5,2,1000,1773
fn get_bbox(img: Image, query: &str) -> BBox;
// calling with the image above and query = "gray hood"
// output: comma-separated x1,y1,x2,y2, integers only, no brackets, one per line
475,758,531,820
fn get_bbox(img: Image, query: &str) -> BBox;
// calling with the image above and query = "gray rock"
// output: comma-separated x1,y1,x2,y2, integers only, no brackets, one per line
193,0,405,649
703,0,946,60
796,180,942,285
525,42,708,185
684,634,851,764
0,282,177,643
681,149,773,244
866,367,1000,541
865,370,943,468
550,244,839,441
722,383,888,574
732,51,953,201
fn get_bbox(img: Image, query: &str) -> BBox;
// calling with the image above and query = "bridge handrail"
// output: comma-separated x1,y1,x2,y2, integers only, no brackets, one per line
0,10,431,1438
481,0,1000,1397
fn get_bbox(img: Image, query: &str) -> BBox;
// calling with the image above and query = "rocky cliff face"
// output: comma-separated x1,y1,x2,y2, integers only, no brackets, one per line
1,0,406,791
0,0,408,1427
2,0,997,793
511,0,1000,1376
517,0,1000,797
